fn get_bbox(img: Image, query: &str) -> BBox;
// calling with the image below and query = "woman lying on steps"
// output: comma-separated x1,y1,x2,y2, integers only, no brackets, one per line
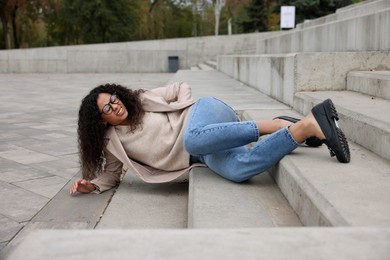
70,82,350,195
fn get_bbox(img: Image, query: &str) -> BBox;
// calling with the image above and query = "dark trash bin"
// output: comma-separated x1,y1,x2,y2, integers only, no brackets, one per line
168,56,179,73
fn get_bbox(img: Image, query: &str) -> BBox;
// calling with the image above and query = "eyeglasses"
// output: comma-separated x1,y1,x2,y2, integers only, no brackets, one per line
100,92,119,115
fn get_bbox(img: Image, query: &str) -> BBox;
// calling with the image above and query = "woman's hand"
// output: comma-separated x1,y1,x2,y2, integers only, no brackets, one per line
70,179,96,195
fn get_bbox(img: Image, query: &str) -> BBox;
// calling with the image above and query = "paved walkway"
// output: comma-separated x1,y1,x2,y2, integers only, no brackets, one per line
0,73,173,252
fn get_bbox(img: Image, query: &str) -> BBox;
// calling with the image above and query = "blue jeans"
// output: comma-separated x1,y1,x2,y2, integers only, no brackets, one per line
184,97,299,182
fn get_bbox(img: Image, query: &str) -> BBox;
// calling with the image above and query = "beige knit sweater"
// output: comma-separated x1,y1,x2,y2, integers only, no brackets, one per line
114,107,192,171
90,82,205,193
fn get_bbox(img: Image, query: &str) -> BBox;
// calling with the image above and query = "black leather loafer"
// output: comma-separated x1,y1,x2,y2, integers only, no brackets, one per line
274,116,323,147
311,99,351,163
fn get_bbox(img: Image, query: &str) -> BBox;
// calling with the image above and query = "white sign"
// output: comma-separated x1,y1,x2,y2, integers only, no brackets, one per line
281,6,296,29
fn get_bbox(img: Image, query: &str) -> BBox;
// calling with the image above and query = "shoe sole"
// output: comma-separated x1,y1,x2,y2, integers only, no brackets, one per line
313,99,351,163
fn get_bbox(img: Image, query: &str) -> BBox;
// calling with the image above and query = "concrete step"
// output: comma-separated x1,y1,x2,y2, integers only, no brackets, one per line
197,63,215,71
8,227,390,260
347,70,390,100
243,109,390,227
188,168,302,228
96,173,189,229
170,70,390,227
297,0,390,30
0,173,116,259
168,70,290,112
256,8,390,54
169,70,303,228
294,90,390,161
205,60,217,69
218,51,390,106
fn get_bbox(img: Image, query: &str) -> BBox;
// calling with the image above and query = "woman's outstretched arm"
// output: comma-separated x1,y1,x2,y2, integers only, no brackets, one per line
70,179,96,195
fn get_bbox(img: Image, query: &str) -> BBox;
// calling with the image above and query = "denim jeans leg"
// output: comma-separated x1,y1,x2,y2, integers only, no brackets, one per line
184,97,259,155
184,97,299,182
200,127,299,182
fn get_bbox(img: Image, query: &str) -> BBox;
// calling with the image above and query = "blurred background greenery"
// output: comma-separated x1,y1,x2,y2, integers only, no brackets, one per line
0,0,362,49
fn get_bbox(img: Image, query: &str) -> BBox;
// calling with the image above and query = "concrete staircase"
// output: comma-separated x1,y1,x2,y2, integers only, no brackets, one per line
5,0,390,259
97,70,304,230
191,60,217,71
215,0,390,229
7,69,390,259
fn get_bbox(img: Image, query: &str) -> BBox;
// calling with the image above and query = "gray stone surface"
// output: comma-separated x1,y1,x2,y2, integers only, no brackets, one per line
189,168,302,228
243,108,390,227
347,70,390,100
0,32,282,73
0,215,23,244
96,70,303,232
169,70,290,112
1,1,390,255
97,173,189,229
0,73,172,257
1,173,117,257
8,227,390,260
218,51,390,106
0,181,49,223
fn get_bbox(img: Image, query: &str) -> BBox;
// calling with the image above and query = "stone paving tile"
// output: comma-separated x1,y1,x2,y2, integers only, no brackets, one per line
11,127,52,137
0,214,24,243
50,168,79,180
0,158,30,173
0,168,52,183
29,158,79,175
0,112,24,120
23,141,78,157
13,176,68,199
30,133,71,141
0,143,25,153
3,138,46,148
0,148,59,164
0,122,20,131
0,133,25,142
0,242,6,251
0,181,49,222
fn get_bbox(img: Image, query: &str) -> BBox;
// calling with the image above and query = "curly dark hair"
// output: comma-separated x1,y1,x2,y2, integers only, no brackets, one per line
78,83,145,180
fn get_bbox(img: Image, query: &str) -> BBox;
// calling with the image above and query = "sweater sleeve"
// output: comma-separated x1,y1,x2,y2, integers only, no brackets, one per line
148,82,193,104
90,148,123,193
141,82,195,112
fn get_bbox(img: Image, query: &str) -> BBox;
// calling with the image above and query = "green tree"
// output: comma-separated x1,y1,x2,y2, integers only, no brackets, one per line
165,2,193,38
0,0,48,49
275,0,337,25
240,0,270,32
46,0,141,45
224,0,251,34
141,0,193,40
0,0,10,48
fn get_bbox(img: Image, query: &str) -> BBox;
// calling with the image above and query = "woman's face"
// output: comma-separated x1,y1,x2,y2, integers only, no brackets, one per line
97,92,129,126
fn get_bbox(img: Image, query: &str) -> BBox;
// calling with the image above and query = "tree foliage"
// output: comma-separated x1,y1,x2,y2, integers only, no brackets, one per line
0,0,360,49
240,0,269,33
141,0,194,40
0,0,48,48
45,0,141,45
274,0,340,25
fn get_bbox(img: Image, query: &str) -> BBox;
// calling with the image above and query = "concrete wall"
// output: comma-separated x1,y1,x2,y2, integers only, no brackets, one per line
296,0,390,29
256,8,390,54
0,32,281,73
218,52,390,106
